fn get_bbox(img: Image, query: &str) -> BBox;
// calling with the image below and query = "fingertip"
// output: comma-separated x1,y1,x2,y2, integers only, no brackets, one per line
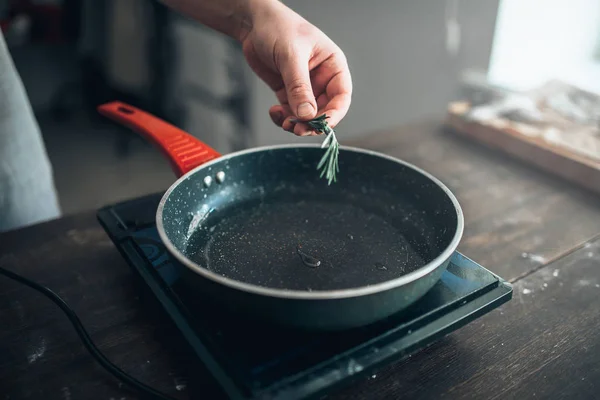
269,110,284,127
296,102,317,120
319,111,338,128
282,117,296,133
269,104,285,114
321,107,347,129
284,119,312,136
294,126,313,136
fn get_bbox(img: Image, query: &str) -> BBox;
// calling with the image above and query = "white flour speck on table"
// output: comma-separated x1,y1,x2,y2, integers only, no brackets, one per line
27,337,46,364
61,387,71,400
173,376,187,391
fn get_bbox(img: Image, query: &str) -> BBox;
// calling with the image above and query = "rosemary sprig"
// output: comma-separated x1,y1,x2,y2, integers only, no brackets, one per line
292,114,340,185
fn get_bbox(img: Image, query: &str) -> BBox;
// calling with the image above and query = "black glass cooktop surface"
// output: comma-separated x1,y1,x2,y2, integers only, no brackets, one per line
97,193,512,400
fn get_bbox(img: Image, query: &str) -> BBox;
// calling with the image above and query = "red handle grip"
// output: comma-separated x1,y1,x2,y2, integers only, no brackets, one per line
97,101,221,177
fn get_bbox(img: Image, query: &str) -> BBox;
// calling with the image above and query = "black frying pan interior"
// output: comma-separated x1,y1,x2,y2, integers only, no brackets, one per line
161,147,458,292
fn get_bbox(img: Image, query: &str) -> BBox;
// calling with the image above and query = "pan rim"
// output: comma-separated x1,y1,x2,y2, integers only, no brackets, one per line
156,143,464,300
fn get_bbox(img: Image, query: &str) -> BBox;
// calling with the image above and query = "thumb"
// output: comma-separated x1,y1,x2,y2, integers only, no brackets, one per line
279,53,317,120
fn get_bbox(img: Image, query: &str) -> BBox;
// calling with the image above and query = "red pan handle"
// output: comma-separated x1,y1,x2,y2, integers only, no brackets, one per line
97,101,221,177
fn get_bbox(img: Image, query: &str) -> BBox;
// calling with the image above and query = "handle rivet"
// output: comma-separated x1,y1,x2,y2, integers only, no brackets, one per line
203,176,213,188
216,171,225,183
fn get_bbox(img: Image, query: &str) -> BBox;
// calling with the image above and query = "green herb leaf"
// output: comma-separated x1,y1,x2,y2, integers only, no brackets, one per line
290,114,340,185
309,114,340,185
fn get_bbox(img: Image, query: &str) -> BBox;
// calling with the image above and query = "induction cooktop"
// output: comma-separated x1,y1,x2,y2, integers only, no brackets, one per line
97,193,512,400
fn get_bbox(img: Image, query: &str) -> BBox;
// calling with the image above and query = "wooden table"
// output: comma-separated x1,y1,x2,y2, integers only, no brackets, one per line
1,122,599,399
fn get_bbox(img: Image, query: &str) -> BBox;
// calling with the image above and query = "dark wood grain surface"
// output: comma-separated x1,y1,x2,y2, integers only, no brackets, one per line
0,214,194,400
1,121,600,399
335,237,600,400
350,122,600,280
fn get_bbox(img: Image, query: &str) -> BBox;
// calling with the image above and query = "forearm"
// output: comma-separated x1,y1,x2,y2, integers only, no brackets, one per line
160,0,280,41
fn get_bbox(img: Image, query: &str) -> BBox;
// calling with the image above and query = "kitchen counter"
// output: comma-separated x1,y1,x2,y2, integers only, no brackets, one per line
1,121,600,399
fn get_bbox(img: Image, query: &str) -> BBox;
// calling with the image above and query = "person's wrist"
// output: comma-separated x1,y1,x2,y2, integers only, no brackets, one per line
160,0,280,43
236,0,288,41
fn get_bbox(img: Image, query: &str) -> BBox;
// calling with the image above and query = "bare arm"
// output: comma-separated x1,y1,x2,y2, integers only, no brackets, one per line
160,0,352,135
160,0,267,41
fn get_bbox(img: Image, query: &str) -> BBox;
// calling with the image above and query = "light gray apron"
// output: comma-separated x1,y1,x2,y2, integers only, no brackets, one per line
0,32,61,232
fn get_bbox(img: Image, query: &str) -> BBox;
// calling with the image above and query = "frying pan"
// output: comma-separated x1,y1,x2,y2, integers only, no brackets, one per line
98,101,464,331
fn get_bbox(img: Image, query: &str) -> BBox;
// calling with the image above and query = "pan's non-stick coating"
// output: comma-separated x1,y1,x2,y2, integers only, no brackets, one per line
161,147,458,292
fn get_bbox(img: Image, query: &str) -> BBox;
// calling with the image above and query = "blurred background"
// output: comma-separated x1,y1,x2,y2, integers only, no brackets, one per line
3,0,599,216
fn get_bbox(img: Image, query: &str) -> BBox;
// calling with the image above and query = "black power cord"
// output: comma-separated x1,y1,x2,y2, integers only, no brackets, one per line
0,265,176,400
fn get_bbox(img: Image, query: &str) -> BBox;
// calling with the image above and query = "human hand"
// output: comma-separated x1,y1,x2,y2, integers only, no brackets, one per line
240,1,352,136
